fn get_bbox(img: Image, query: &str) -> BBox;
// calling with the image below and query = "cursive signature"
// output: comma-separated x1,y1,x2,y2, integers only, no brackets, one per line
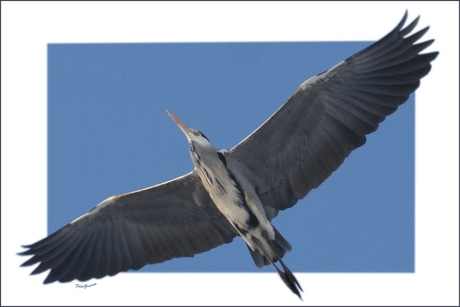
75,283,97,289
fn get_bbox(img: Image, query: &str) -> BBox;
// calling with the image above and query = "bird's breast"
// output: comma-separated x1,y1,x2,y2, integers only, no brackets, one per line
198,165,257,229
192,153,260,233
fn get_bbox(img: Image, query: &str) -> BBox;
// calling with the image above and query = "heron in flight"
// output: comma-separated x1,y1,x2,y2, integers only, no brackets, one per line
19,11,437,299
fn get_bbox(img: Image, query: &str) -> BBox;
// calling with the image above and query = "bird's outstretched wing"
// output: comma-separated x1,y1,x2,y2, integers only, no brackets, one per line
19,171,237,284
227,12,438,218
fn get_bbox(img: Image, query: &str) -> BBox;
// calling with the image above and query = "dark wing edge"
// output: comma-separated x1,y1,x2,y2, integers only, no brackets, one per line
227,11,438,217
18,171,237,284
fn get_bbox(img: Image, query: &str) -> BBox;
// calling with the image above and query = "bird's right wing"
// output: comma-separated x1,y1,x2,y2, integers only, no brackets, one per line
19,170,237,284
227,12,438,219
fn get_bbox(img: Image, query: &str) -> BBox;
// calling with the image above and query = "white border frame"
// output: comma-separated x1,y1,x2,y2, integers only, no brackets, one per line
2,2,459,305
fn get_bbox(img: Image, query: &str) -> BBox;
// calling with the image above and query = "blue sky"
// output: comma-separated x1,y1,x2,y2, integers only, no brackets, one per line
48,41,414,274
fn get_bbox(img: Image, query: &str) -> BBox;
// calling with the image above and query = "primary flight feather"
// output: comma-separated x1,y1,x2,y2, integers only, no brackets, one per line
19,11,438,299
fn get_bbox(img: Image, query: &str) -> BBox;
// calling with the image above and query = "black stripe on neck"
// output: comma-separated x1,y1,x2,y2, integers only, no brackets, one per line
227,170,259,229
217,151,259,229
217,151,227,167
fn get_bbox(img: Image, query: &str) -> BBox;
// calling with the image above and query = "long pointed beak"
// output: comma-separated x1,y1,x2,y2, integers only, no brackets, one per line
166,110,193,138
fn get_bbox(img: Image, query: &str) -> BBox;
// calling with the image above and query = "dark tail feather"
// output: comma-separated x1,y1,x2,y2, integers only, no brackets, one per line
269,228,303,299
247,227,292,268
272,259,303,300
245,226,302,298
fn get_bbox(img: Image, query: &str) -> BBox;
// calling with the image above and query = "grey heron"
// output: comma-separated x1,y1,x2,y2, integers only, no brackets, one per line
19,11,438,299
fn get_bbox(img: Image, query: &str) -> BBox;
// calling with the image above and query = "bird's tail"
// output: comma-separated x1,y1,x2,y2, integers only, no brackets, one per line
272,258,303,300
247,226,292,267
246,226,303,299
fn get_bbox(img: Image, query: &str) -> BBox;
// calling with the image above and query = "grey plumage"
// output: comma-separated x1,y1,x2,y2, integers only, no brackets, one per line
19,11,438,299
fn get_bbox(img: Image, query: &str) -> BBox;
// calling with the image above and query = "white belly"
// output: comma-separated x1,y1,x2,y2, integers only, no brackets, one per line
196,162,275,246
198,164,250,226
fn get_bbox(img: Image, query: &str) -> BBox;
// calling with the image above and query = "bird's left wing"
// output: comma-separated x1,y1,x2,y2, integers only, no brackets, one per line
19,170,237,284
226,12,438,219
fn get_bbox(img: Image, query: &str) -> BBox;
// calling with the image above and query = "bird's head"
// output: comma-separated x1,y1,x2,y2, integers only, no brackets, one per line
166,110,212,148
